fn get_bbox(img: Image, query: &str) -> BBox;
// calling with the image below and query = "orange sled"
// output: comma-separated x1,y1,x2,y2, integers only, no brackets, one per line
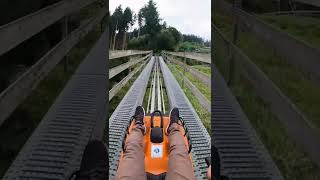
119,110,193,179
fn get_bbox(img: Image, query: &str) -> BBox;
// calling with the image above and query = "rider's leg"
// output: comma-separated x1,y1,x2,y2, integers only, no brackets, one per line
166,108,195,180
115,106,146,180
115,125,146,180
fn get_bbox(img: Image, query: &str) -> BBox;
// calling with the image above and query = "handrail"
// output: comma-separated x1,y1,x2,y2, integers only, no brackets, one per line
216,0,320,84
262,10,320,16
0,0,97,56
0,7,107,126
109,53,151,79
294,0,320,7
164,51,211,64
109,59,149,100
163,54,210,111
213,23,320,168
164,53,210,88
3,24,108,180
109,50,151,60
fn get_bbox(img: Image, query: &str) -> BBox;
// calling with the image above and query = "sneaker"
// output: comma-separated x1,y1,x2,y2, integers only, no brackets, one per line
133,106,146,133
68,140,108,180
165,107,181,134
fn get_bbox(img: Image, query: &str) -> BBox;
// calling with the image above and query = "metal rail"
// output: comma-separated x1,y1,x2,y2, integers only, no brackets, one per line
3,26,108,180
160,69,166,113
108,58,155,178
159,57,211,179
150,63,156,113
213,65,284,179
146,66,155,113
156,59,162,112
109,56,210,178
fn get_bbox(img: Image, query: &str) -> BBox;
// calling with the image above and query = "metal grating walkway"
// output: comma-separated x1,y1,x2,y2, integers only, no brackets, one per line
159,57,211,179
108,57,154,178
212,66,283,180
3,28,108,180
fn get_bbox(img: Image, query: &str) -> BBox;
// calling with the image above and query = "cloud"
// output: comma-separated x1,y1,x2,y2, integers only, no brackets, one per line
110,0,211,40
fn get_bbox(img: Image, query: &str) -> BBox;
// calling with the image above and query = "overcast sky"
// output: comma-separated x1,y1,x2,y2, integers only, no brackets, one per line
110,0,211,41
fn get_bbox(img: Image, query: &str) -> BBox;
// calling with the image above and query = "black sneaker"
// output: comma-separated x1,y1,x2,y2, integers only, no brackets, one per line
68,140,108,180
133,106,146,133
166,107,181,134
133,106,145,125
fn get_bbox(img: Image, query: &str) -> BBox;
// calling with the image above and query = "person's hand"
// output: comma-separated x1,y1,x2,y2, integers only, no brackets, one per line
207,165,211,180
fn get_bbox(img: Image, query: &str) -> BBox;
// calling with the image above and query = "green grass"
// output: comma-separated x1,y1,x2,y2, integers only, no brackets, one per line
230,76,320,180
260,15,320,49
168,63,211,133
213,13,320,179
214,13,320,130
192,65,211,76
174,64,211,101
0,26,102,178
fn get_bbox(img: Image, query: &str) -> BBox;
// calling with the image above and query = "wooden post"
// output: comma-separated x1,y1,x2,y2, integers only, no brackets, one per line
232,0,240,45
110,32,113,48
63,16,69,72
100,19,103,33
122,32,127,50
129,56,133,73
228,0,241,86
113,21,118,50
182,51,186,89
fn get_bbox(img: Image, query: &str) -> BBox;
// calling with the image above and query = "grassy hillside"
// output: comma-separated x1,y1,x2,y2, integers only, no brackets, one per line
260,15,320,48
213,12,320,179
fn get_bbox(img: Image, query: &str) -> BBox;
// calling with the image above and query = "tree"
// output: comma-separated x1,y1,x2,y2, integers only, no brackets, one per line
179,41,198,52
204,40,211,47
183,34,204,44
156,29,176,51
128,35,150,50
126,0,203,52
110,6,135,50
121,7,135,49
138,0,161,37
111,6,123,49
167,27,182,45
137,10,143,38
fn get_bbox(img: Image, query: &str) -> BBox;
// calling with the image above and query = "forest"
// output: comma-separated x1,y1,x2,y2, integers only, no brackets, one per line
109,0,211,52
